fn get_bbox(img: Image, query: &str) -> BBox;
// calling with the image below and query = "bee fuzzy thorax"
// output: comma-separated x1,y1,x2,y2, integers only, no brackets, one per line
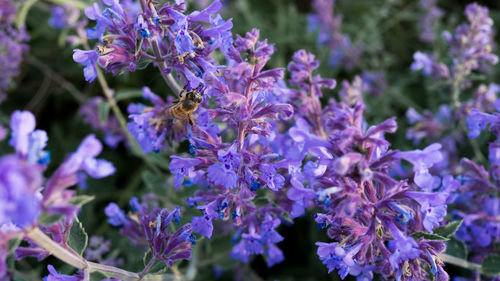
168,88,204,126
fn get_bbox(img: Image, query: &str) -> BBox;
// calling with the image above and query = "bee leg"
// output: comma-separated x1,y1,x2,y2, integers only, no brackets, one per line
188,114,195,126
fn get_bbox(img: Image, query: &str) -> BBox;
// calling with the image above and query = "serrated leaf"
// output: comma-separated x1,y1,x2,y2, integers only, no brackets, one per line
98,101,111,126
115,89,143,102
39,212,64,226
482,254,500,275
67,217,88,256
445,237,467,259
434,220,463,238
69,195,95,207
410,232,449,241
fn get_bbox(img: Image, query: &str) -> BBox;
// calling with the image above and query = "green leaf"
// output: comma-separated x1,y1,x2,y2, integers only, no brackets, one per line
115,89,144,102
142,273,177,281
67,217,88,256
281,212,293,224
434,220,463,238
142,249,167,275
142,170,167,194
445,237,467,259
482,254,500,275
7,237,22,255
38,212,64,226
410,232,449,241
135,56,151,70
69,195,95,207
89,271,109,281
143,249,153,266
98,101,111,126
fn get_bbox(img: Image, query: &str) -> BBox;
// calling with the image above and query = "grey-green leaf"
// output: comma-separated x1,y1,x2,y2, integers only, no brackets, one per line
69,195,95,207
38,212,64,226
434,220,463,238
67,217,88,256
482,254,500,275
410,232,449,241
445,237,467,259
89,271,109,281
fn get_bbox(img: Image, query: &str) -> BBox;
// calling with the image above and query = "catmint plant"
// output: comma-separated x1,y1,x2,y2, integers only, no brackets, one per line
3,0,500,280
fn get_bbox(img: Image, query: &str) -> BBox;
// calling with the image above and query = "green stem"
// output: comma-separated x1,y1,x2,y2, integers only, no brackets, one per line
76,27,161,173
438,253,481,272
44,0,87,10
26,227,178,281
28,56,87,104
141,0,182,95
26,228,87,270
138,256,157,278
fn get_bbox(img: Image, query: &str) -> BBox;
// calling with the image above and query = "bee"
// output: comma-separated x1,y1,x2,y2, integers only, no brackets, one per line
169,87,204,126
97,35,117,55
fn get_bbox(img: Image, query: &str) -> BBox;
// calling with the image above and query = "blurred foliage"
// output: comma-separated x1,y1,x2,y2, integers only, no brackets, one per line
1,0,500,280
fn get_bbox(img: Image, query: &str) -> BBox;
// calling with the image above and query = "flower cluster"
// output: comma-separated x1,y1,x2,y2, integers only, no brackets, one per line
0,110,115,279
450,102,500,262
73,0,232,88
0,0,29,103
307,0,361,70
412,3,498,87
418,0,443,43
105,196,193,266
281,49,450,280
168,28,293,265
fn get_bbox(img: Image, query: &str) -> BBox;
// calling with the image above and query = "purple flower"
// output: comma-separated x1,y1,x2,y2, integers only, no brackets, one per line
191,215,213,238
85,236,123,267
206,163,238,189
411,51,449,78
0,155,43,228
266,243,284,267
59,134,115,178
411,51,435,75
44,265,81,281
0,4,29,100
9,110,50,164
48,5,79,29
79,97,127,148
466,108,499,138
395,143,443,190
169,156,202,189
105,203,127,226
9,110,36,156
260,164,284,191
387,222,420,269
421,204,447,232
315,242,363,278
72,50,98,82
418,0,443,43
105,197,193,266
